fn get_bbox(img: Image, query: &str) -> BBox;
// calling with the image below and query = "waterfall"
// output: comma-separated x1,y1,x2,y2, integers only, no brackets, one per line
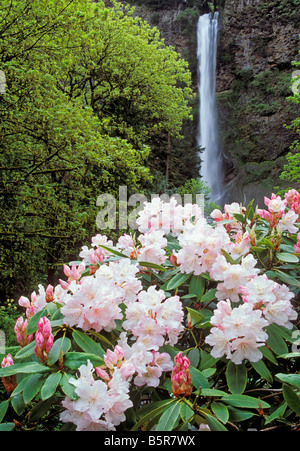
197,12,223,203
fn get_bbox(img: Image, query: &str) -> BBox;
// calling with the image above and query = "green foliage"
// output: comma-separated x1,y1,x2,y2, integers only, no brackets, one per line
0,0,193,298
0,193,299,431
280,51,300,185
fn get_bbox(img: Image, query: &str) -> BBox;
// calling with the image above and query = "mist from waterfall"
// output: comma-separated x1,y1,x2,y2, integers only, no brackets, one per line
197,12,223,204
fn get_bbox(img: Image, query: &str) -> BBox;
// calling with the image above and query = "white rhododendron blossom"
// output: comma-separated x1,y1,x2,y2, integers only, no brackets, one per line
60,360,132,431
206,302,269,364
12,192,299,432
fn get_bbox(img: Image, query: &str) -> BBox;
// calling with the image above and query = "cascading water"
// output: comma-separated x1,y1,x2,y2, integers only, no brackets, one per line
197,12,223,203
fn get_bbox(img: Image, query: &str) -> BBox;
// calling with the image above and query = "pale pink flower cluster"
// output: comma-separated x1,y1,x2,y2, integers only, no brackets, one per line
79,234,114,274
14,317,34,348
211,202,245,232
136,197,203,234
240,275,297,329
257,193,298,233
285,189,300,218
60,274,123,333
60,359,132,431
122,285,184,349
175,217,230,276
205,301,269,364
18,283,64,318
18,284,49,319
206,268,297,364
210,254,259,303
117,333,173,387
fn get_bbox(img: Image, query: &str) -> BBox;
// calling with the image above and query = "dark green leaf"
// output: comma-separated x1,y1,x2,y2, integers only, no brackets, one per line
266,324,289,356
64,352,104,370
282,383,300,415
23,373,46,404
14,341,36,360
251,360,273,383
211,402,229,424
276,373,300,389
60,373,77,400
47,336,71,365
0,400,9,423
189,275,205,299
72,330,104,357
166,272,191,291
155,400,181,431
226,361,247,394
26,308,48,335
222,394,270,409
41,372,62,400
0,362,51,377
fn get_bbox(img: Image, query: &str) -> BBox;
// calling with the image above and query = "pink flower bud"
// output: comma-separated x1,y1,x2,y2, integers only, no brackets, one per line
104,349,118,369
95,367,110,381
34,317,53,362
45,285,54,303
14,317,34,348
171,352,193,398
1,354,17,393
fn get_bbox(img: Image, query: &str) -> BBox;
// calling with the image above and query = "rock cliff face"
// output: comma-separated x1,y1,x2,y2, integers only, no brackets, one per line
129,0,300,205
216,0,300,205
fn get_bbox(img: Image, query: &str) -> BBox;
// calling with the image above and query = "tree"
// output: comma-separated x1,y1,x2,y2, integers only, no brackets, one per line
280,51,300,186
0,0,193,298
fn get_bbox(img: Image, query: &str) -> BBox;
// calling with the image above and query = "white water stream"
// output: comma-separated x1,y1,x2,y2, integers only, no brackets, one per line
197,12,223,203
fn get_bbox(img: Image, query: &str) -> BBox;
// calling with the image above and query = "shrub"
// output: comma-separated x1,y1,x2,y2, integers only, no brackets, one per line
0,190,299,431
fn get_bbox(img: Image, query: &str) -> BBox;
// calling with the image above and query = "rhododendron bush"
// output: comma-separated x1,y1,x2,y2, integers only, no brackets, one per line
0,190,300,432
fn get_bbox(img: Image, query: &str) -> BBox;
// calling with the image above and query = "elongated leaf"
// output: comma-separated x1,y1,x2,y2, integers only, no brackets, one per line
0,362,51,377
222,394,270,409
201,288,217,303
41,372,62,400
276,373,300,389
64,352,104,370
23,373,46,404
72,330,104,357
0,423,15,431
60,373,77,400
29,396,56,422
166,272,191,291
211,402,229,424
14,341,36,360
265,402,287,425
137,261,167,271
266,324,289,355
201,388,228,397
190,366,210,389
132,399,175,431
11,393,26,416
276,252,299,263
251,360,273,383
226,361,247,394
282,383,300,415
180,401,194,422
26,308,47,335
186,307,204,326
201,412,228,431
189,275,205,299
0,400,9,423
47,336,71,366
187,348,200,368
99,245,128,259
155,401,181,431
